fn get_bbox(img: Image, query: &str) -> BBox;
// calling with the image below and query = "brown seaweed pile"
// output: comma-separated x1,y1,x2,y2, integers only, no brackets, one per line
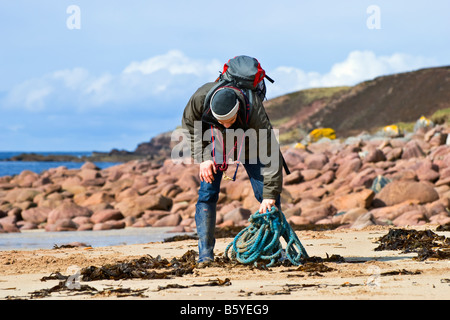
374,228,450,261
163,234,198,242
81,250,197,281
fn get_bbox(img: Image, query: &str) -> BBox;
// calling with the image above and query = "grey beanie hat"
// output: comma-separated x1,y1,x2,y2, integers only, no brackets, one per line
210,88,239,121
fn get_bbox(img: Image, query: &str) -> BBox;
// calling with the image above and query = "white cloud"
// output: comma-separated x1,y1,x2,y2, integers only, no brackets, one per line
1,50,222,112
267,50,438,98
123,50,221,76
1,50,439,112
52,68,90,90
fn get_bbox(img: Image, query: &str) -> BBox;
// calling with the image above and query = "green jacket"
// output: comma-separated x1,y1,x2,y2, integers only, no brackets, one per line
182,82,283,200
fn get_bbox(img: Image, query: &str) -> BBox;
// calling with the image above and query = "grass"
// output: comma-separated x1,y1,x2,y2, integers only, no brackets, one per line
431,107,450,124
371,108,450,136
265,86,351,126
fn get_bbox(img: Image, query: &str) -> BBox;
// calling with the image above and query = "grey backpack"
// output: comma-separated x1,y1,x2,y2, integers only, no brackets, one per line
203,55,274,115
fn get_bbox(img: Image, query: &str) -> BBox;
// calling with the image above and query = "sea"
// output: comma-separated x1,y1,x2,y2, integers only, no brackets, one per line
0,151,191,250
0,151,120,177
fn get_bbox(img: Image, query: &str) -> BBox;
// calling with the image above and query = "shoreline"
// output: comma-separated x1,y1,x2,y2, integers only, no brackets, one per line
0,226,189,251
1,225,449,300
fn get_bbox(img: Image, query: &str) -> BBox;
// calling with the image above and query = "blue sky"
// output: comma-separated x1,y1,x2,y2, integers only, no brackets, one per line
0,0,449,151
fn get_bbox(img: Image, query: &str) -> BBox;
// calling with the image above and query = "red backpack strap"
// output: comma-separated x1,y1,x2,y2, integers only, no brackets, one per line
253,60,266,89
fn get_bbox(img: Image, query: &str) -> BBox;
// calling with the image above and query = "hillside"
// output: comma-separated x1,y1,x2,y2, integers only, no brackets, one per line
265,66,450,144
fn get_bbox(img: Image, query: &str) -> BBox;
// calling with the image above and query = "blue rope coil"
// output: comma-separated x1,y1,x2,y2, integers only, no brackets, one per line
225,207,309,267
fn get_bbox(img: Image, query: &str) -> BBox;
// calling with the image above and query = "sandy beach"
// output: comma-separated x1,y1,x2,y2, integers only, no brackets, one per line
1,225,448,302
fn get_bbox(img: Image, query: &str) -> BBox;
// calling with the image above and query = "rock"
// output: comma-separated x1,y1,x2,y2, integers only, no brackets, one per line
350,168,377,189
350,212,376,230
373,180,439,207
81,191,114,207
153,213,182,227
370,175,391,193
90,209,124,224
340,207,369,225
4,188,40,204
385,147,403,161
7,207,22,219
115,194,172,217
284,170,303,185
0,215,20,232
332,189,375,211
287,215,311,225
136,194,172,212
0,222,20,233
222,207,251,224
283,149,306,168
47,202,92,225
21,207,52,224
81,162,99,170
93,220,126,231
301,203,336,224
217,219,235,228
415,160,440,182
131,218,150,228
283,203,302,218
318,170,335,184
364,148,386,163
168,225,187,233
300,169,320,181
336,157,362,179
72,216,92,226
11,170,39,188
170,201,190,213
402,140,425,159
79,168,100,181
115,187,139,202
176,171,200,190
304,153,328,170
392,210,427,226
0,183,17,190
17,221,38,230
429,212,450,225
46,218,78,232
81,178,106,187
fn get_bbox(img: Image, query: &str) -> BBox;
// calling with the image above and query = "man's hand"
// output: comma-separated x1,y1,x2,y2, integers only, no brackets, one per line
259,199,276,213
199,160,217,184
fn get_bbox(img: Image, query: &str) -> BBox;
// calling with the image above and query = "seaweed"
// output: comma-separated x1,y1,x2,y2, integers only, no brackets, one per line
290,223,342,231
296,262,335,273
302,253,346,263
380,269,421,276
29,280,98,299
436,223,450,232
374,228,450,261
163,234,198,242
157,278,231,291
81,250,197,281
24,249,347,299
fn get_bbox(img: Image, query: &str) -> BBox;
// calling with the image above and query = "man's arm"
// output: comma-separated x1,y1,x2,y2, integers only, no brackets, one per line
181,84,214,164
248,94,284,213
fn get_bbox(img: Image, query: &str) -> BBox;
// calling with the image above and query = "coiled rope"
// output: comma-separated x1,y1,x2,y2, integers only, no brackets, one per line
225,207,309,267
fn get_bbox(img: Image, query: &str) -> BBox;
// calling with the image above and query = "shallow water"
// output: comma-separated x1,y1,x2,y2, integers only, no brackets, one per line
0,227,193,251
0,151,120,177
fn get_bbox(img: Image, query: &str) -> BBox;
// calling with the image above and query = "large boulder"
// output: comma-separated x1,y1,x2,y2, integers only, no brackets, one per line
47,202,92,224
372,180,439,207
21,207,52,225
